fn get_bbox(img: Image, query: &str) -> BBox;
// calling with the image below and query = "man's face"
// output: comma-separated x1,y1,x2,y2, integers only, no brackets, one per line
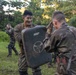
23,15,33,26
6,25,11,29
52,19,59,29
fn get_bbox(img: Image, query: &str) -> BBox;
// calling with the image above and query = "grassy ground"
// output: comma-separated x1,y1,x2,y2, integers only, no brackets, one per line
0,42,56,75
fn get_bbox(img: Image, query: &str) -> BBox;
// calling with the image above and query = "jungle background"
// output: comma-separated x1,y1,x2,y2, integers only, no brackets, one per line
0,0,76,75
0,0,76,30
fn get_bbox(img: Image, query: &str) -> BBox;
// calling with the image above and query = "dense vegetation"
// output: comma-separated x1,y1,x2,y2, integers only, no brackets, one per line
0,31,9,42
0,0,76,30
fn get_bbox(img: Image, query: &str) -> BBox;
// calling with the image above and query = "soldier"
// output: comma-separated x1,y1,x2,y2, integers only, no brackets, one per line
43,11,76,75
5,23,18,57
14,10,42,75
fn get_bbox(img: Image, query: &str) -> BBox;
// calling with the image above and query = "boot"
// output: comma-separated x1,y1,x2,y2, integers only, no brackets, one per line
33,71,42,75
12,47,18,55
7,45,12,57
32,68,42,75
7,54,12,57
15,52,18,55
19,71,28,75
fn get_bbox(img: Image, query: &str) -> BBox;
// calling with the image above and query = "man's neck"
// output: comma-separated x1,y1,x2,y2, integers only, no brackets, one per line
61,21,66,25
23,24,32,29
24,24,30,27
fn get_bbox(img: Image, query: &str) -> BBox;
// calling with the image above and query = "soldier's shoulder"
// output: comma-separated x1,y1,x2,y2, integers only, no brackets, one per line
51,28,64,38
14,23,23,29
67,26,76,33
16,23,23,27
52,29,60,35
14,23,23,32
69,26,76,30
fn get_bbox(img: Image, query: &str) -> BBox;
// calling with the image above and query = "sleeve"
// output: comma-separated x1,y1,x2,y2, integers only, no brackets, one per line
14,25,22,45
5,29,9,34
48,32,68,53
44,32,60,53
6,28,13,35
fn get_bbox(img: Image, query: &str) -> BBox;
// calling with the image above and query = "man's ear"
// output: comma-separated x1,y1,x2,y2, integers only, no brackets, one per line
54,20,57,26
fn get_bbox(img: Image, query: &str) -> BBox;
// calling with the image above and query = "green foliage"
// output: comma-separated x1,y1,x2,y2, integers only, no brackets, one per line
0,42,19,75
1,1,9,5
8,11,23,28
0,0,76,30
0,11,23,31
41,18,50,25
13,11,23,26
0,1,23,31
27,0,44,25
69,15,76,27
0,18,9,31
0,31,9,42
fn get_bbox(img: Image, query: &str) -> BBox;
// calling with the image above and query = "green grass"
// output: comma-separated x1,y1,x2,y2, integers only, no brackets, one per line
0,42,56,75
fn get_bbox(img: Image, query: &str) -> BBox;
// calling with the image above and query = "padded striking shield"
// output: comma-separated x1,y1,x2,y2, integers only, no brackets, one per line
22,26,52,68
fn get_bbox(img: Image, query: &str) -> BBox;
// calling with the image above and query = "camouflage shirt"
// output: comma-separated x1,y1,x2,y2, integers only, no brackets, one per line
6,27,15,42
45,23,76,58
14,23,34,54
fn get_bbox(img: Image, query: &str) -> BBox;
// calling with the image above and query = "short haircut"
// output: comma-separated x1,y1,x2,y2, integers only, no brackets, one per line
7,23,11,26
23,10,33,16
52,11,65,22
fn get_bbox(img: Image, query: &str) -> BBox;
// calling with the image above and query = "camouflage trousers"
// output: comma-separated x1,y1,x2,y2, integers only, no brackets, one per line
18,54,41,74
7,41,18,55
55,56,76,75
18,54,28,71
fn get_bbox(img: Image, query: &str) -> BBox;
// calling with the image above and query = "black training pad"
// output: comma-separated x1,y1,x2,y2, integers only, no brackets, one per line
22,26,52,68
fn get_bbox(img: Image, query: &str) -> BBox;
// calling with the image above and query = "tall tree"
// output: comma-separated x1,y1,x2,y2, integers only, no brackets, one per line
27,0,44,24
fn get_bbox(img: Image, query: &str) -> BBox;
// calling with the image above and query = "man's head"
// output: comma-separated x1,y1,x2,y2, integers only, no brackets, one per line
22,10,33,27
52,11,66,29
6,23,11,29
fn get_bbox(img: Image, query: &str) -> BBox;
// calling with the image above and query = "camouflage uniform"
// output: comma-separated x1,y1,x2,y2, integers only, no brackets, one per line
44,23,76,75
45,23,55,67
14,23,41,75
6,27,18,56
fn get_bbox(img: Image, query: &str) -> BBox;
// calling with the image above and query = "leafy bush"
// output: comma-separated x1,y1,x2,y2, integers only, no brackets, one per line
0,31,9,42
69,15,76,27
